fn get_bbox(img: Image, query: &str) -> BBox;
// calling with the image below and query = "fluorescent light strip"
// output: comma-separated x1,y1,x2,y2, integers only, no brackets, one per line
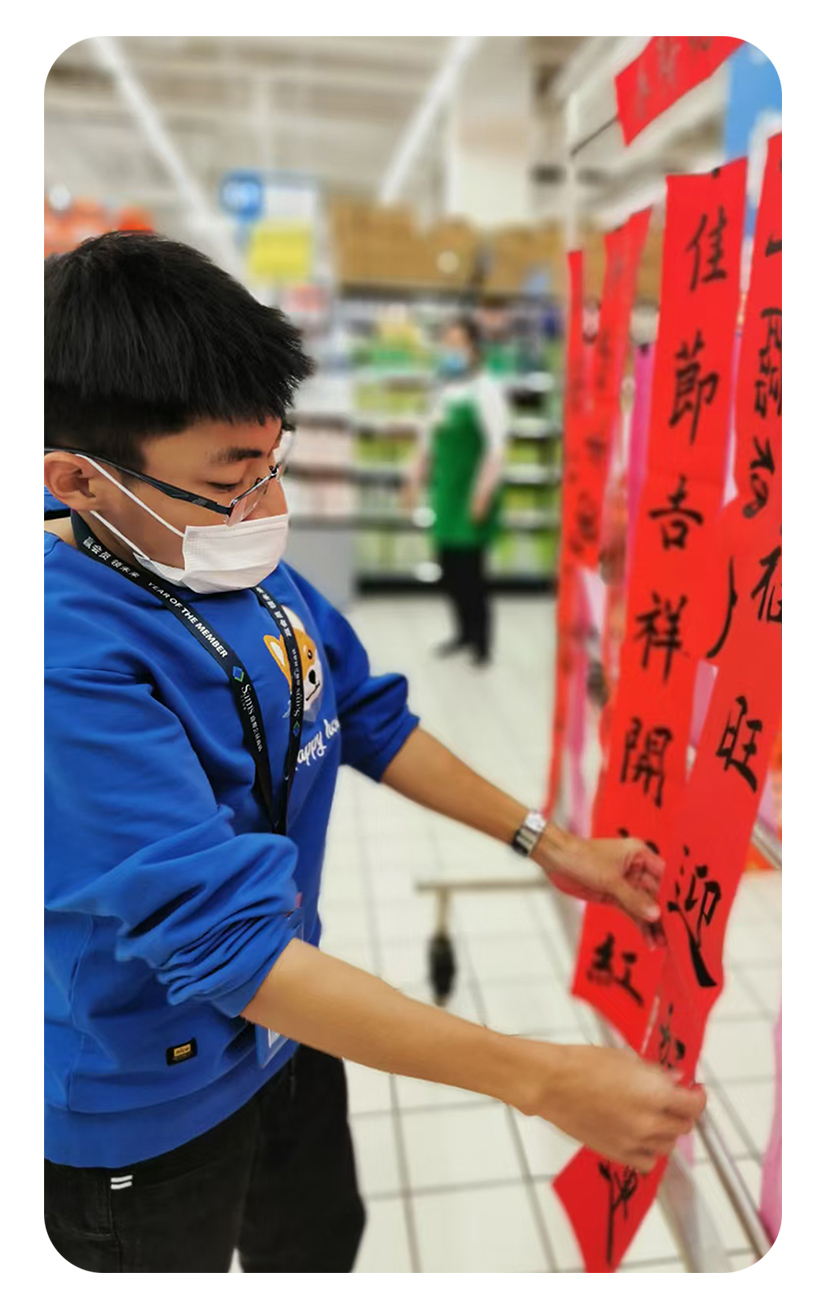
379,36,483,205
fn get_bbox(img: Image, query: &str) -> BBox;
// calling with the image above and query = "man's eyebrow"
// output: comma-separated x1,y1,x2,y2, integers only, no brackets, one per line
207,447,269,466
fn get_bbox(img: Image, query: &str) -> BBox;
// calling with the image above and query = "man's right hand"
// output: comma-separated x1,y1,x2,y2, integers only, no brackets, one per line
513,1041,706,1173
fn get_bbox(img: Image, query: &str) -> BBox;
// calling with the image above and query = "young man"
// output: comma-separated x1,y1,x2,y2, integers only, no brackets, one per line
44,232,704,1274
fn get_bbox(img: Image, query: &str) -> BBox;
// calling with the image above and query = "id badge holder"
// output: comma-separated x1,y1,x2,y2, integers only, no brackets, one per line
255,909,304,1068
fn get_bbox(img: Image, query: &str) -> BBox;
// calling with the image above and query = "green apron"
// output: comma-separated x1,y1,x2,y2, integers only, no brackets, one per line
429,394,502,549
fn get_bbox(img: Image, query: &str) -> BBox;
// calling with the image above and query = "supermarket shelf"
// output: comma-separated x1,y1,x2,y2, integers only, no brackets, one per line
357,571,557,594
290,511,561,533
354,367,558,395
354,366,432,384
292,411,353,429
354,419,560,442
339,282,560,305
504,466,562,485
510,421,561,440
353,415,427,434
354,464,561,486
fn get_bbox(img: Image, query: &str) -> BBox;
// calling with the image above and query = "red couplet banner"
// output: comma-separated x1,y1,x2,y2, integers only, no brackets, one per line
571,159,747,1051
555,139,780,1273
577,209,651,572
615,37,744,145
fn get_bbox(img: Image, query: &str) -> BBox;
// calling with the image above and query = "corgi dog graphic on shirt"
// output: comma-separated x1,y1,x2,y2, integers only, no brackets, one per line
263,607,324,723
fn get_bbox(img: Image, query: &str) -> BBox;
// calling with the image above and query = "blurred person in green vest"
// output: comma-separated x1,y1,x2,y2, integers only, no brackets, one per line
403,317,508,667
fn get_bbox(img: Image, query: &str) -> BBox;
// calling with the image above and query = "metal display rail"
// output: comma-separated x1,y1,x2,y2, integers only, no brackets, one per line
415,820,779,1271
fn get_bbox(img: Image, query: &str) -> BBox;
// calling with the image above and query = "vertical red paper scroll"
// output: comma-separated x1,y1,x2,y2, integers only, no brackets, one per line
615,38,744,145
556,142,780,1274
734,132,782,520
547,214,650,817
572,160,747,1051
577,209,651,572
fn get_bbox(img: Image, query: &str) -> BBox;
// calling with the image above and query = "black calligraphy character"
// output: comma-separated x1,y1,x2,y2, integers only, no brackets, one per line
587,932,615,986
598,1163,639,1265
618,951,645,1007
686,207,728,292
706,557,738,659
754,308,782,419
621,718,642,783
750,546,782,624
716,696,763,792
587,932,645,1006
648,474,704,550
743,436,775,519
585,433,608,466
669,331,719,444
634,592,687,682
666,848,721,987
621,717,673,809
595,330,613,395
658,1002,687,1070
765,233,782,257
576,490,599,545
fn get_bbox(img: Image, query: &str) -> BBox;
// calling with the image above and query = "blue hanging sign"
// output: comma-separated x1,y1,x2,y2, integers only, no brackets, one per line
219,171,264,221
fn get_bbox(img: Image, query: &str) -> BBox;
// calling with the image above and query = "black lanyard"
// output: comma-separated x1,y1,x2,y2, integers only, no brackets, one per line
69,514,304,836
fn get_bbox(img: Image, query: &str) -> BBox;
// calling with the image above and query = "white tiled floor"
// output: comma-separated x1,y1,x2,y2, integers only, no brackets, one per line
309,595,782,1273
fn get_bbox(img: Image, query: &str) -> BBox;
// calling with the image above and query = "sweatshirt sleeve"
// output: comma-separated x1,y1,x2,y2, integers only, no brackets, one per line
283,567,420,780
44,666,302,1018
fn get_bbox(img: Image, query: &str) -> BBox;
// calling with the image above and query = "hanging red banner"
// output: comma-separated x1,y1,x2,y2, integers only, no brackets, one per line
554,1149,668,1274
615,37,744,145
557,141,780,1273
733,132,782,519
577,209,651,571
572,161,746,1049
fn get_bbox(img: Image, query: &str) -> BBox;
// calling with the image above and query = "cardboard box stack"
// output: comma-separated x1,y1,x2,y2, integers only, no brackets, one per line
328,195,569,297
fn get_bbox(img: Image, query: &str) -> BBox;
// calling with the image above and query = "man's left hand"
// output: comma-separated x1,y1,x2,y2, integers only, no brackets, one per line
531,829,665,936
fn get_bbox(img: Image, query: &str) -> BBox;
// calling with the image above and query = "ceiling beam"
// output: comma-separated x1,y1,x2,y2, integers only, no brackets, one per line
379,36,483,204
44,90,400,138
91,36,245,279
51,53,430,98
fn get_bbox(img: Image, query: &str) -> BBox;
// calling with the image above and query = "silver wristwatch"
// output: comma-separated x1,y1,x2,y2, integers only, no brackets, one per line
511,809,547,857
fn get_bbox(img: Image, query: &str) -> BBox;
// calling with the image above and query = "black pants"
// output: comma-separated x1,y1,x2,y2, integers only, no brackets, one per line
438,545,491,658
44,1046,366,1273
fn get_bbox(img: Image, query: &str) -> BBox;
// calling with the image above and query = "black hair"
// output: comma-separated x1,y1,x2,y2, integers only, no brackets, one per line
45,231,314,470
446,314,483,361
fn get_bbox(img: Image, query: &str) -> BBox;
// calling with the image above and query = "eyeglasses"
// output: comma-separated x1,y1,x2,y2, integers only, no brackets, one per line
44,429,294,526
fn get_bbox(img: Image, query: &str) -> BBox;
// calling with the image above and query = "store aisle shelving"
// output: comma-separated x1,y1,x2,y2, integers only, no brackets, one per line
232,594,780,1273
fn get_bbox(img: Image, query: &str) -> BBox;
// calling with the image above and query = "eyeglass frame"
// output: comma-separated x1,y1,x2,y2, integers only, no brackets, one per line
44,427,294,525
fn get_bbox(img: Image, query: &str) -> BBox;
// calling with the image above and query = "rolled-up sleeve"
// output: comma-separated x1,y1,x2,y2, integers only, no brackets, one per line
283,568,420,781
45,667,301,1017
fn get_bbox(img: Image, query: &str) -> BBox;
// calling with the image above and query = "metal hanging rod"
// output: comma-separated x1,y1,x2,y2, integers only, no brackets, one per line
569,113,619,159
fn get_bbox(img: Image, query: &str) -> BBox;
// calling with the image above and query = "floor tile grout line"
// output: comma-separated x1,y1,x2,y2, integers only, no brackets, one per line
351,788,420,1273
459,926,559,1272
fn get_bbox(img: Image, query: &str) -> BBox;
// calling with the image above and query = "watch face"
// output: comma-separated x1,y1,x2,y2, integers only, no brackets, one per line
527,812,546,834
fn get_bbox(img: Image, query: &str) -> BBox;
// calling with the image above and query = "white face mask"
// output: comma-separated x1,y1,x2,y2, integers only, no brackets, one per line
84,458,290,594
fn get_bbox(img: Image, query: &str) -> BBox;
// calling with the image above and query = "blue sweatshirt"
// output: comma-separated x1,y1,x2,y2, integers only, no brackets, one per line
45,503,419,1168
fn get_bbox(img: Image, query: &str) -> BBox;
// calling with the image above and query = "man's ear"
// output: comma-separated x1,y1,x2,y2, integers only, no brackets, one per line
44,453,108,512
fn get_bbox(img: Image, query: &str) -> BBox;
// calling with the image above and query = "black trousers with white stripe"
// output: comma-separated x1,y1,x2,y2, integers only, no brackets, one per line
44,1046,366,1272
